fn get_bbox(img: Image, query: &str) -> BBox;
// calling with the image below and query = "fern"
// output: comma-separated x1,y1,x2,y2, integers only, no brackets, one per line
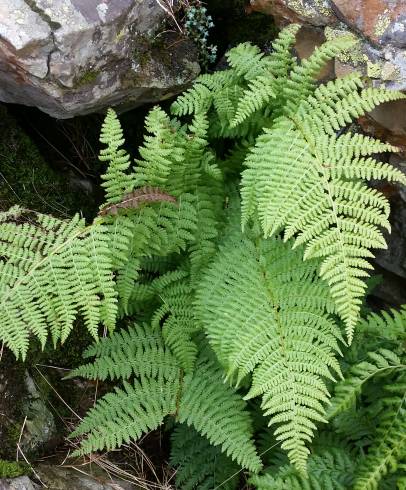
71,327,261,471
354,379,406,490
251,447,356,489
2,24,406,489
171,424,240,490
66,323,179,382
327,349,405,420
99,108,134,204
0,208,117,358
240,73,406,341
197,221,342,472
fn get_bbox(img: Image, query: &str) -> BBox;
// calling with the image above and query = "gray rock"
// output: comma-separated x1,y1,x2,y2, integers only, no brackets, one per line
35,465,142,489
251,0,406,91
0,0,200,118
0,476,39,490
0,362,57,460
20,373,57,456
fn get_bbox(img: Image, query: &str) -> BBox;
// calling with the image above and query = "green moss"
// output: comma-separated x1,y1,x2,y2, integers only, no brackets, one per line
0,460,30,478
74,69,99,87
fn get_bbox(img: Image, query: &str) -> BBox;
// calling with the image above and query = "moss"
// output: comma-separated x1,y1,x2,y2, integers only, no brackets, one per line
0,460,30,478
0,105,89,217
74,69,99,88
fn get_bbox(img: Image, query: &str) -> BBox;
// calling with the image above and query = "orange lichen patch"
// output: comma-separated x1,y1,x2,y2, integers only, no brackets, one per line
332,0,404,43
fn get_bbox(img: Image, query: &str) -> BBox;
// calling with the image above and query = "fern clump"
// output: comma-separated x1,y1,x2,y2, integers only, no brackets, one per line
0,24,405,488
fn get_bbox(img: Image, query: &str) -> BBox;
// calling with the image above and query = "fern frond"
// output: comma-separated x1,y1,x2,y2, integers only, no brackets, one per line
327,349,405,420
250,447,355,489
0,208,117,358
67,323,179,382
226,42,265,78
241,75,406,341
132,107,185,187
171,83,213,116
71,375,180,454
354,381,406,490
178,348,262,473
151,270,198,372
231,75,276,127
170,424,240,490
197,224,342,472
283,36,357,112
99,109,134,204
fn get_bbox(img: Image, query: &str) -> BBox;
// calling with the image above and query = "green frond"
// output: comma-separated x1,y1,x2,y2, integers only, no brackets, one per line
67,323,179,382
71,375,180,454
99,109,134,204
226,42,265,78
250,447,355,489
327,349,405,420
354,383,406,490
151,271,198,372
0,208,117,358
197,225,342,472
231,24,300,127
231,75,276,127
178,349,262,473
170,424,240,490
241,76,406,341
358,306,406,342
266,23,300,80
171,83,213,116
133,107,185,188
283,36,358,113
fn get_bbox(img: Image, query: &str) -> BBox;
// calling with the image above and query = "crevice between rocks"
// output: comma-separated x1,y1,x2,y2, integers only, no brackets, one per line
23,0,62,31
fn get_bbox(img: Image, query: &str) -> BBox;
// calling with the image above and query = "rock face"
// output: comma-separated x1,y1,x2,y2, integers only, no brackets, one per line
250,0,406,91
0,0,200,118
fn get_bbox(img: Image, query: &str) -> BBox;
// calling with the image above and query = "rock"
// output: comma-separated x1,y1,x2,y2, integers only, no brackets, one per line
0,1,200,118
332,0,406,47
35,465,141,490
0,465,143,490
20,374,58,457
0,476,39,490
250,0,336,26
0,355,58,460
250,0,406,91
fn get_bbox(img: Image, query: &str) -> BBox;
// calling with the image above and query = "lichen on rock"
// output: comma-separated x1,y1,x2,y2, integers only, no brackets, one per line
0,0,200,118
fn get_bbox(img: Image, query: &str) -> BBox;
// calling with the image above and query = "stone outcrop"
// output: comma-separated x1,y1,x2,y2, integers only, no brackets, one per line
250,0,406,91
0,0,200,118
